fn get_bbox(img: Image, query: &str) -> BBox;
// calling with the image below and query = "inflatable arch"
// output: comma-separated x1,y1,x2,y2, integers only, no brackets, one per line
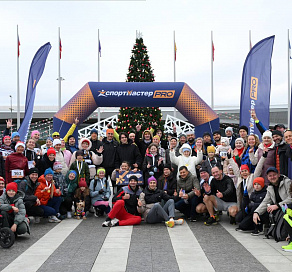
53,82,219,138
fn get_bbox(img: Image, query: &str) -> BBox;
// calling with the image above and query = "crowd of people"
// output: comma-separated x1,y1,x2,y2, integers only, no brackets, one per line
1,112,292,252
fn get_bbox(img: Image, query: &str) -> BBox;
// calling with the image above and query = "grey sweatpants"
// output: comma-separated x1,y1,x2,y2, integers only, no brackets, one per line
146,199,175,224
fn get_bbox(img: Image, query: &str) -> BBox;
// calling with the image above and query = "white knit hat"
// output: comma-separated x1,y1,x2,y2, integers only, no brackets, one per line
262,130,272,139
53,139,61,147
235,137,245,144
225,127,233,134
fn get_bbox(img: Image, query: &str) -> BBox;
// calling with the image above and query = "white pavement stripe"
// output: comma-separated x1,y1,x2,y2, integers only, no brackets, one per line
2,220,82,272
220,221,292,272
167,222,215,272
91,225,133,272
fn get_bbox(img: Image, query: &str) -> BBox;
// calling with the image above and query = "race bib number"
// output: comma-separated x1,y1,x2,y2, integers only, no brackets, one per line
28,161,35,169
11,169,24,179
84,159,92,165
34,148,41,154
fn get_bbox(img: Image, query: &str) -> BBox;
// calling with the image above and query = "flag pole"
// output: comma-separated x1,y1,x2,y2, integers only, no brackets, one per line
58,27,61,110
173,30,176,117
288,29,291,127
249,30,252,51
211,30,214,109
17,25,20,129
98,28,101,132
174,30,176,82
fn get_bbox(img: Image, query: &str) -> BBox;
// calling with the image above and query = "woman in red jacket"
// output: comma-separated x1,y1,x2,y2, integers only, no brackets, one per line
5,141,29,184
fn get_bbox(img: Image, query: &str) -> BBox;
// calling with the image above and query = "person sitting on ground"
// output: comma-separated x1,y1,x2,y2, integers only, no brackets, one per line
170,143,203,180
35,168,62,223
5,141,29,184
0,182,30,236
195,167,213,216
201,145,221,175
175,166,201,222
253,167,292,233
73,179,90,217
69,150,90,186
70,137,103,179
90,168,111,217
18,168,44,223
236,177,267,235
203,166,237,226
138,176,184,227
102,175,142,227
157,164,177,197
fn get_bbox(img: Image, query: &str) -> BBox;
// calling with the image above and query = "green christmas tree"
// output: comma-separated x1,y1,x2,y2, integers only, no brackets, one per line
116,35,163,134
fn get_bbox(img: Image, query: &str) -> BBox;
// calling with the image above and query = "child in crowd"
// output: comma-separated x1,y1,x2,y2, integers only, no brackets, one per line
73,179,91,216
111,161,131,189
169,143,203,179
0,182,30,235
70,150,90,186
143,143,164,182
201,145,221,175
215,137,230,159
90,168,111,217
236,177,267,235
70,138,103,179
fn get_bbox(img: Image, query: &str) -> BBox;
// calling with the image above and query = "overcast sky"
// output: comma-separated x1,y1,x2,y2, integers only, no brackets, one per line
1,0,292,110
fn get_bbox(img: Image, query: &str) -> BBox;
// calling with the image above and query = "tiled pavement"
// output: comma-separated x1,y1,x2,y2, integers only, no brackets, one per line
1,213,292,272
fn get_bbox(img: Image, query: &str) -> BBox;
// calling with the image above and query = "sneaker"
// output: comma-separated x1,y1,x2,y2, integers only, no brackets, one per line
109,218,119,227
48,215,61,223
282,242,292,252
56,213,66,220
230,216,236,225
35,216,41,224
204,216,217,226
165,220,175,228
251,229,264,236
215,213,220,222
102,219,111,227
189,217,197,222
67,212,72,219
174,218,184,225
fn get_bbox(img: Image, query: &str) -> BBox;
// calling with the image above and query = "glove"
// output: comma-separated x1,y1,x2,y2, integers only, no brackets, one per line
102,196,109,201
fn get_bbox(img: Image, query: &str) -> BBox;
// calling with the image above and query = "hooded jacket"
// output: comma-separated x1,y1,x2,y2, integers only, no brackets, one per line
36,153,55,176
35,175,62,205
177,172,200,199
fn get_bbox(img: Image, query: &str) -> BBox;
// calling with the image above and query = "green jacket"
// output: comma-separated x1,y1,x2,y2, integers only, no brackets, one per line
69,160,90,186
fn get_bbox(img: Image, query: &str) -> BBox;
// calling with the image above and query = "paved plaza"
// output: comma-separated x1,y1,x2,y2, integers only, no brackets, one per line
1,213,292,272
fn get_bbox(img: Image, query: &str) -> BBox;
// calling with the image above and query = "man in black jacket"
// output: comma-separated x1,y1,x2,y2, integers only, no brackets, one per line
203,166,237,225
18,168,44,222
102,176,142,227
114,132,142,171
272,130,289,176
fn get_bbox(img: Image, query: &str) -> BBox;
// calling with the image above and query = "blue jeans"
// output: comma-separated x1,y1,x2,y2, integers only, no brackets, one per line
40,197,62,217
175,195,200,218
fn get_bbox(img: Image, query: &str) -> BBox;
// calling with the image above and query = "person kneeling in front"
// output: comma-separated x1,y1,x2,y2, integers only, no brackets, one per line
102,175,142,227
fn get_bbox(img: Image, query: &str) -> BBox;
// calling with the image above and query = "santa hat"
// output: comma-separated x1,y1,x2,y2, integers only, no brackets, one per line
15,141,25,150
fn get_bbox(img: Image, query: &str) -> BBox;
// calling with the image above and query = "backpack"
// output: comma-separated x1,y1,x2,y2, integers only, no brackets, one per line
266,209,288,242
14,179,28,191
93,177,108,191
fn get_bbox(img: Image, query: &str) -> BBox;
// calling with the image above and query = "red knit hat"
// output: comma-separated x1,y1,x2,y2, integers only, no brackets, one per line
47,147,56,156
6,182,18,192
253,177,265,188
240,165,250,172
79,180,87,188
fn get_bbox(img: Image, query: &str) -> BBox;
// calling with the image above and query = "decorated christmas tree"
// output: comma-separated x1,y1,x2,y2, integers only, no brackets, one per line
116,34,163,133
